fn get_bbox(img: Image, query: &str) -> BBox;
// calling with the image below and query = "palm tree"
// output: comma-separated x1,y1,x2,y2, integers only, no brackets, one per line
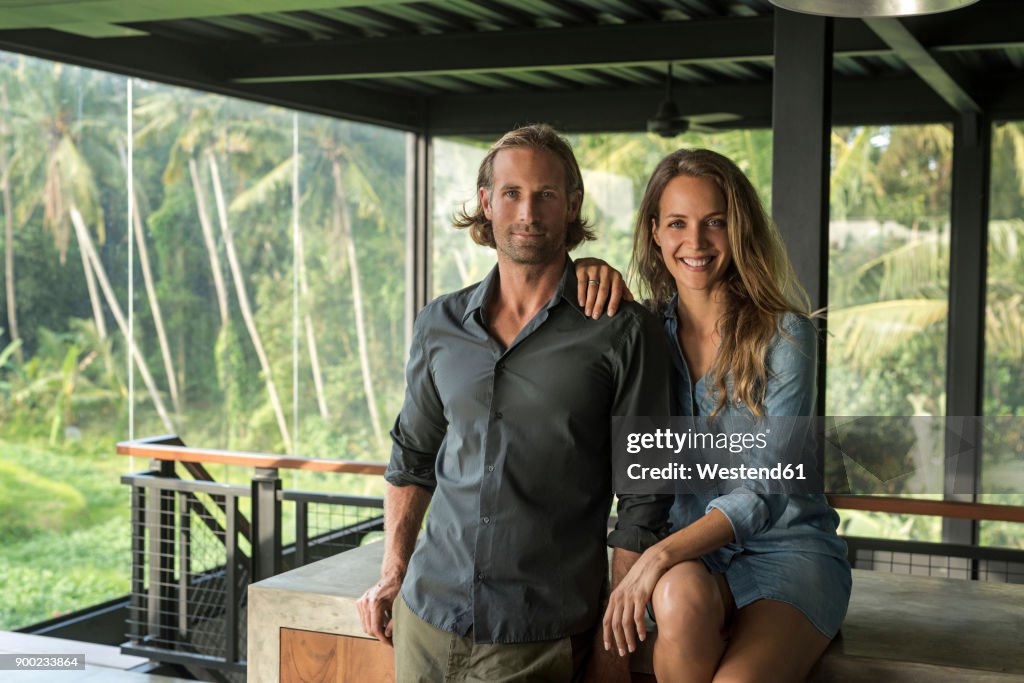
295,209,329,420
70,207,173,431
0,58,108,354
207,149,292,452
229,151,331,421
827,124,954,378
135,92,231,328
130,183,181,414
0,77,20,362
304,120,398,453
31,63,110,341
12,60,176,432
136,91,294,449
188,155,230,328
330,153,383,450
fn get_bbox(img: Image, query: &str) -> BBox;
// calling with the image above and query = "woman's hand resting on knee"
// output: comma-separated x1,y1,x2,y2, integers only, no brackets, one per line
603,509,737,659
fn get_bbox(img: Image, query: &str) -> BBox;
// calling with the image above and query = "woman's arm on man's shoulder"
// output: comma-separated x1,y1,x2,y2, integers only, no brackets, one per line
574,256,634,318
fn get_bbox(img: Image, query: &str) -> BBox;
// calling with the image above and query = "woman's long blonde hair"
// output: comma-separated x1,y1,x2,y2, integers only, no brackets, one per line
631,148,810,416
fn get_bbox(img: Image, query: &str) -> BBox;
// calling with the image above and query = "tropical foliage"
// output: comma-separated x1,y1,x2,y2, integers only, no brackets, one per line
0,54,406,628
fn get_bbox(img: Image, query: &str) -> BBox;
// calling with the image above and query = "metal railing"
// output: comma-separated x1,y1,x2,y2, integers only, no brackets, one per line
119,436,385,681
828,494,1024,582
827,493,1024,585
116,437,1024,679
845,536,1024,582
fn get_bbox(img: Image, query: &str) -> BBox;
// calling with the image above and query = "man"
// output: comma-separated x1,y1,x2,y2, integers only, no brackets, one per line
357,124,670,682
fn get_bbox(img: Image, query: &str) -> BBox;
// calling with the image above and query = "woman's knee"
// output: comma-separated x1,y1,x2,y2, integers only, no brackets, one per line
651,561,726,642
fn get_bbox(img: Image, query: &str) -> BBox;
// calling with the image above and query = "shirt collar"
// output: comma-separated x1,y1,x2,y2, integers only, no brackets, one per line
663,292,679,320
462,257,587,324
463,265,498,323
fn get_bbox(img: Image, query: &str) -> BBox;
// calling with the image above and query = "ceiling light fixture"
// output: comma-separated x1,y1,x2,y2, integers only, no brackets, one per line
768,0,979,18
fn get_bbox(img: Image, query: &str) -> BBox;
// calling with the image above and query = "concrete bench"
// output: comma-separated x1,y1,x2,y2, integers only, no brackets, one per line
249,541,1024,682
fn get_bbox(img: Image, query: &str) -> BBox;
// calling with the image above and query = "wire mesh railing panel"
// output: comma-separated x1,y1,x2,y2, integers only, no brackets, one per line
123,467,386,678
124,473,251,675
846,536,1024,583
180,492,249,664
283,491,384,567
978,559,1024,583
307,501,384,561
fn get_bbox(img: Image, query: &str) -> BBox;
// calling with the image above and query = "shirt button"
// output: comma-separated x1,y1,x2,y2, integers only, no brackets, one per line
482,516,490,524
487,465,495,472
495,411,503,419
475,572,483,582
497,362,505,371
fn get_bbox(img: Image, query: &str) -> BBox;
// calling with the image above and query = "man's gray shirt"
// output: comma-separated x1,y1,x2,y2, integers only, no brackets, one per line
386,259,671,644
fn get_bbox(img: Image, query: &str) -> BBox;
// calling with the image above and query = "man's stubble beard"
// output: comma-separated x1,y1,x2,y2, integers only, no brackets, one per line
494,222,567,266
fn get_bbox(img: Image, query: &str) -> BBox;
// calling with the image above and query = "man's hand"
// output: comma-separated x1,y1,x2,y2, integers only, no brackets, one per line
357,483,431,646
356,571,403,646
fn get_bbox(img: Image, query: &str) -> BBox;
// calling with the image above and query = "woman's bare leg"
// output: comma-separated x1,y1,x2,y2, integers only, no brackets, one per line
651,561,734,683
710,599,831,683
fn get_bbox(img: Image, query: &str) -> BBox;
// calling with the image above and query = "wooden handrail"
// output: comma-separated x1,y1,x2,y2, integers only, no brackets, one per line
118,439,1023,522
117,439,388,476
827,495,1024,524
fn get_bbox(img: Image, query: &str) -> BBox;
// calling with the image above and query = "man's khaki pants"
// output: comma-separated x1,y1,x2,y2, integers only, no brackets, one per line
392,595,591,683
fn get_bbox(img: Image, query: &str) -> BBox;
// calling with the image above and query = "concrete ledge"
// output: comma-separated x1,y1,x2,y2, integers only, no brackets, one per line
249,541,1024,682
248,542,385,682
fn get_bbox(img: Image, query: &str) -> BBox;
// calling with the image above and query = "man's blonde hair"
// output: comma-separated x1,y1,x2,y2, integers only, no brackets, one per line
453,124,595,250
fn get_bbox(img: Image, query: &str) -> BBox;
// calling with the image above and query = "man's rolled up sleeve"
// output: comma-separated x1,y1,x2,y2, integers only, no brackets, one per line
606,309,673,552
384,316,446,492
608,493,672,553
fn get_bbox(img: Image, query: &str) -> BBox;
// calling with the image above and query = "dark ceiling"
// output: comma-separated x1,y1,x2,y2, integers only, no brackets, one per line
0,0,1021,134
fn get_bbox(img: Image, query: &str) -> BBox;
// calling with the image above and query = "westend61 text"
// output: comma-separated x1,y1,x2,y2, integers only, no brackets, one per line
627,462,807,481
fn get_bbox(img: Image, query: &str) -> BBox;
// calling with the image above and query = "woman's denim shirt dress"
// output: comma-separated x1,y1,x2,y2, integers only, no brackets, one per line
662,296,849,570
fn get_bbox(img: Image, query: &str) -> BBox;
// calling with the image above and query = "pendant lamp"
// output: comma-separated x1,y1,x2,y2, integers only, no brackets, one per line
768,0,979,17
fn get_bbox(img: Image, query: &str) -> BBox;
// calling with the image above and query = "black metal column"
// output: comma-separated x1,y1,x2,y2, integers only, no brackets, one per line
295,500,308,567
770,8,834,417
251,467,281,581
225,494,239,665
943,111,991,548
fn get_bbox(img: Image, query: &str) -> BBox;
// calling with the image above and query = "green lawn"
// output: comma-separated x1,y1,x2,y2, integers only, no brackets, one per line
0,435,389,630
0,438,131,630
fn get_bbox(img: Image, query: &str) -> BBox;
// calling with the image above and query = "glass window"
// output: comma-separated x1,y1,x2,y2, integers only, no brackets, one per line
0,51,408,629
431,130,772,296
827,124,953,541
0,54,131,629
979,121,1024,549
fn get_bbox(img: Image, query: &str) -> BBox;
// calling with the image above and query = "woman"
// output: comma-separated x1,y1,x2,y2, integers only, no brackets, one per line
579,149,850,683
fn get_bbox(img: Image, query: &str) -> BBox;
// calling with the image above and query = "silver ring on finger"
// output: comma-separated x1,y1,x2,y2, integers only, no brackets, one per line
588,279,600,286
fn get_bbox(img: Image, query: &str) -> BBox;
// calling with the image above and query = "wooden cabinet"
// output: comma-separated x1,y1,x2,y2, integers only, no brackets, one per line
278,626,658,682
280,628,395,683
